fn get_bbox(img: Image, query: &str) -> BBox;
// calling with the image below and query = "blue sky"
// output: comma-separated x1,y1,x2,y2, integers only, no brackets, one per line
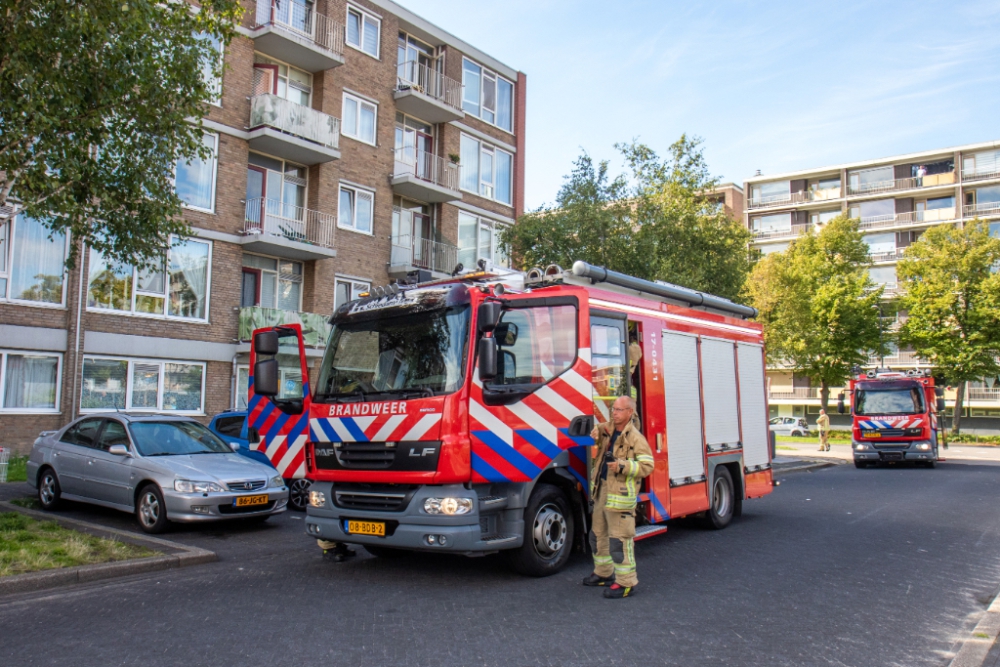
400,0,1000,210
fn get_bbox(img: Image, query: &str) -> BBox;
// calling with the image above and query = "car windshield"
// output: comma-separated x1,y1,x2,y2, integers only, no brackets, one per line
315,305,471,400
855,387,924,416
129,421,232,456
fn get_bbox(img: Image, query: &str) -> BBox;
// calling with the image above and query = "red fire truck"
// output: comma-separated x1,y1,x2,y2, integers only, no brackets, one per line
248,261,774,575
838,368,945,469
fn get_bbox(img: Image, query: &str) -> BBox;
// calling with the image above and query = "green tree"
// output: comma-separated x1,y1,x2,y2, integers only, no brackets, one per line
897,219,1000,435
0,0,242,267
745,215,886,410
500,135,753,302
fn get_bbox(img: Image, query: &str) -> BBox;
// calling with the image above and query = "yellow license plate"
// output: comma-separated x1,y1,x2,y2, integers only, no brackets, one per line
347,520,386,537
234,494,269,507
862,432,881,438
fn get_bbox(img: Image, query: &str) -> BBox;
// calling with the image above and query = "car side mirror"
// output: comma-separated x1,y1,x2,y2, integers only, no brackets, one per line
247,427,260,445
229,442,240,452
937,398,945,412
568,414,595,437
837,392,845,415
253,359,279,398
478,337,498,380
477,301,502,333
108,444,130,457
254,330,279,356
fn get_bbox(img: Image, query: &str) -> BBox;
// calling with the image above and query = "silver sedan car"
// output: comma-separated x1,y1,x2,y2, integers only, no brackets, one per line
27,414,289,533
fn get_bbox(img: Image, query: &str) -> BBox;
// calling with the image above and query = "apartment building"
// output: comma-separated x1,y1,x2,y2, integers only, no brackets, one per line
0,0,526,452
705,183,745,223
743,140,1000,429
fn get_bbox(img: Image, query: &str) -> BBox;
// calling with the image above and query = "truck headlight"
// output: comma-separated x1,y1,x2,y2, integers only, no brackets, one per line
854,442,868,451
269,475,285,488
174,479,226,494
913,442,931,451
423,497,473,515
309,491,326,508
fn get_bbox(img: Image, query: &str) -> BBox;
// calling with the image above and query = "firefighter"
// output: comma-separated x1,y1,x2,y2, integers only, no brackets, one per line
817,409,831,451
582,395,655,599
317,539,356,562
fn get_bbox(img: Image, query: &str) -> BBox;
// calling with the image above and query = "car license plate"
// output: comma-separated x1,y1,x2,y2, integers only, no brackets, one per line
233,494,269,507
862,431,881,438
346,520,385,537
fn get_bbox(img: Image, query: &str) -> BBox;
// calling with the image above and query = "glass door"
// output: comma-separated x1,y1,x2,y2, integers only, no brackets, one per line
589,316,629,423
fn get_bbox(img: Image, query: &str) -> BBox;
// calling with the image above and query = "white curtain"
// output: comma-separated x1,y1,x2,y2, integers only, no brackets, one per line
10,215,65,304
168,240,209,319
3,354,58,409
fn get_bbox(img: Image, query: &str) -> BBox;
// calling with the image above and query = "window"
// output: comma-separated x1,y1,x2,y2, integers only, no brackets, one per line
81,357,205,413
458,212,509,269
346,5,380,58
214,415,245,438
810,209,841,225
462,58,514,132
342,92,377,144
752,212,792,233
0,351,60,412
864,233,896,255
964,150,1000,178
175,132,218,212
236,365,250,410
87,236,211,321
253,55,312,105
0,214,67,305
198,31,223,104
338,184,374,234
868,266,897,286
246,152,308,225
61,419,104,448
242,254,302,311
849,199,894,221
758,242,789,255
488,304,577,386
334,277,370,310
751,181,790,205
460,134,513,204
849,166,893,192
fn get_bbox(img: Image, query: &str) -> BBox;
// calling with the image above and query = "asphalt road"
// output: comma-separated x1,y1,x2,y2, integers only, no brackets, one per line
2,460,1000,667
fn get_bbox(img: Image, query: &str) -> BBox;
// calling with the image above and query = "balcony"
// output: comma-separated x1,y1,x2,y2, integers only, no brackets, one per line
394,61,464,124
248,94,340,165
751,223,811,241
768,387,820,400
241,197,337,260
867,350,925,367
848,172,955,197
239,306,331,348
391,148,461,203
964,202,1000,220
389,211,458,279
869,248,906,264
858,207,959,231
250,0,344,72
747,191,811,211
963,167,1000,183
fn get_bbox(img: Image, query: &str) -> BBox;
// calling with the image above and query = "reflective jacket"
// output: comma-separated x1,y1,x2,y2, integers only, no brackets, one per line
589,419,655,511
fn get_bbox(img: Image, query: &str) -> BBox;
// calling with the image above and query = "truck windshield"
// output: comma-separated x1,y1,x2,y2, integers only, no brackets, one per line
855,387,925,415
315,305,470,400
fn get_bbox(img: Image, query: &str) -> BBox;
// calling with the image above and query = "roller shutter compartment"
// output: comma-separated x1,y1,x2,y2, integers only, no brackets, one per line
661,331,705,485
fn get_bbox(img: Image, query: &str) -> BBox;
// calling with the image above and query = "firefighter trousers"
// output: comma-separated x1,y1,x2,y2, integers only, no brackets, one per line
819,430,830,450
589,482,638,587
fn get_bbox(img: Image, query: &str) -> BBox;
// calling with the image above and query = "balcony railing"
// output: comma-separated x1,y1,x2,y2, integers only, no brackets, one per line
243,197,335,248
747,191,811,210
239,306,331,348
963,167,1000,183
396,61,463,112
868,248,906,263
964,202,1000,219
751,223,811,240
390,235,458,275
250,94,340,149
848,172,955,196
868,350,924,366
858,207,959,231
253,0,344,57
969,387,1000,401
768,387,819,399
393,148,459,192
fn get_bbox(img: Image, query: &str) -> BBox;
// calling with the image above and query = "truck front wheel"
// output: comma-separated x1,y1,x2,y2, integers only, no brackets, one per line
507,483,574,577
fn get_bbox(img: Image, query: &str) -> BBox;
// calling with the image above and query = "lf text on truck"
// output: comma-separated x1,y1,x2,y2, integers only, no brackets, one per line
247,260,775,576
838,367,945,469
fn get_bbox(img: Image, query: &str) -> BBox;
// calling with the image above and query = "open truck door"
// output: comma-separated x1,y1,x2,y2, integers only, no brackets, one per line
250,324,313,509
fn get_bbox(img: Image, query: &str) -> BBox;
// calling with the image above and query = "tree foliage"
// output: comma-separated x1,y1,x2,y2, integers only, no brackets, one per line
0,0,243,266
745,215,886,408
500,135,753,302
897,219,1000,434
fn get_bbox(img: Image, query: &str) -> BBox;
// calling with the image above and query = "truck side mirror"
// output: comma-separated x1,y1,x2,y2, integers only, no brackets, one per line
935,387,944,398
478,337,498,380
247,427,260,445
937,398,945,413
477,302,502,333
254,330,279,356
837,392,845,414
253,359,279,398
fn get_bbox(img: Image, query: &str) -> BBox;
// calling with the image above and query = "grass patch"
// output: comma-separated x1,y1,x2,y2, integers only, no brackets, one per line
3,455,28,483
9,497,41,510
0,511,155,577
775,445,797,451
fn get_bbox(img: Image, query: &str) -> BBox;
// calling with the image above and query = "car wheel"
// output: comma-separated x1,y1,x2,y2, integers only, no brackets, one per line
246,514,270,524
854,460,868,469
790,430,803,437
135,484,169,534
37,468,62,510
506,483,574,577
705,467,735,530
364,545,404,558
288,478,311,512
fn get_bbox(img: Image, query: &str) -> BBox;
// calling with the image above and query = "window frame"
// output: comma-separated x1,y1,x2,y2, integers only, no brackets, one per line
200,31,224,106
80,356,207,415
241,252,304,311
86,235,213,323
0,214,70,308
334,275,371,311
459,133,513,204
345,4,381,59
175,131,219,214
0,350,63,414
457,211,510,269
461,57,515,133
337,184,375,236
341,91,378,146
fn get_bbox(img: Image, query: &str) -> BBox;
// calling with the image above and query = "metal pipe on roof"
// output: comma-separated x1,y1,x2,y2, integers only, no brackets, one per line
570,260,759,319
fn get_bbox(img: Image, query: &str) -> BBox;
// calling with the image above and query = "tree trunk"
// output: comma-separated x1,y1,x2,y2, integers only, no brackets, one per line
951,381,966,436
820,380,829,413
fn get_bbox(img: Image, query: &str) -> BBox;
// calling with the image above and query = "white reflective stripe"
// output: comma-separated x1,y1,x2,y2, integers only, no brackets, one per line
287,460,306,479
506,400,559,446
276,434,305,475
534,385,584,421
472,367,483,388
265,434,285,461
400,413,442,441
589,298,761,335
595,400,610,422
330,419,356,442
352,416,378,433
578,347,591,365
560,369,595,402
470,399,513,443
310,419,329,442
372,414,408,441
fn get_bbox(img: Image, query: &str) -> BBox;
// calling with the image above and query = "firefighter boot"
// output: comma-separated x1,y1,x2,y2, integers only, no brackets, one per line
582,573,615,587
603,583,636,599
318,539,356,562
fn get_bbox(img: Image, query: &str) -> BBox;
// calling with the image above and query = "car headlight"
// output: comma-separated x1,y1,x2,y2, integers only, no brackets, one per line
269,475,285,488
309,490,326,508
423,497,473,515
174,479,226,494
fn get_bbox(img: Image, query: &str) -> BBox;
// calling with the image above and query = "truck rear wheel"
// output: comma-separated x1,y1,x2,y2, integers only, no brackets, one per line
507,483,574,577
705,467,734,530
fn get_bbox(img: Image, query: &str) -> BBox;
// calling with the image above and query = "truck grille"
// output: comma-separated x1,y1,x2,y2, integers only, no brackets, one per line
336,442,395,469
227,480,266,492
333,484,418,512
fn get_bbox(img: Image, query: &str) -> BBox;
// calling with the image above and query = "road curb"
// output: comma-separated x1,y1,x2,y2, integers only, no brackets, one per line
773,459,843,474
949,589,1000,667
0,501,216,596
